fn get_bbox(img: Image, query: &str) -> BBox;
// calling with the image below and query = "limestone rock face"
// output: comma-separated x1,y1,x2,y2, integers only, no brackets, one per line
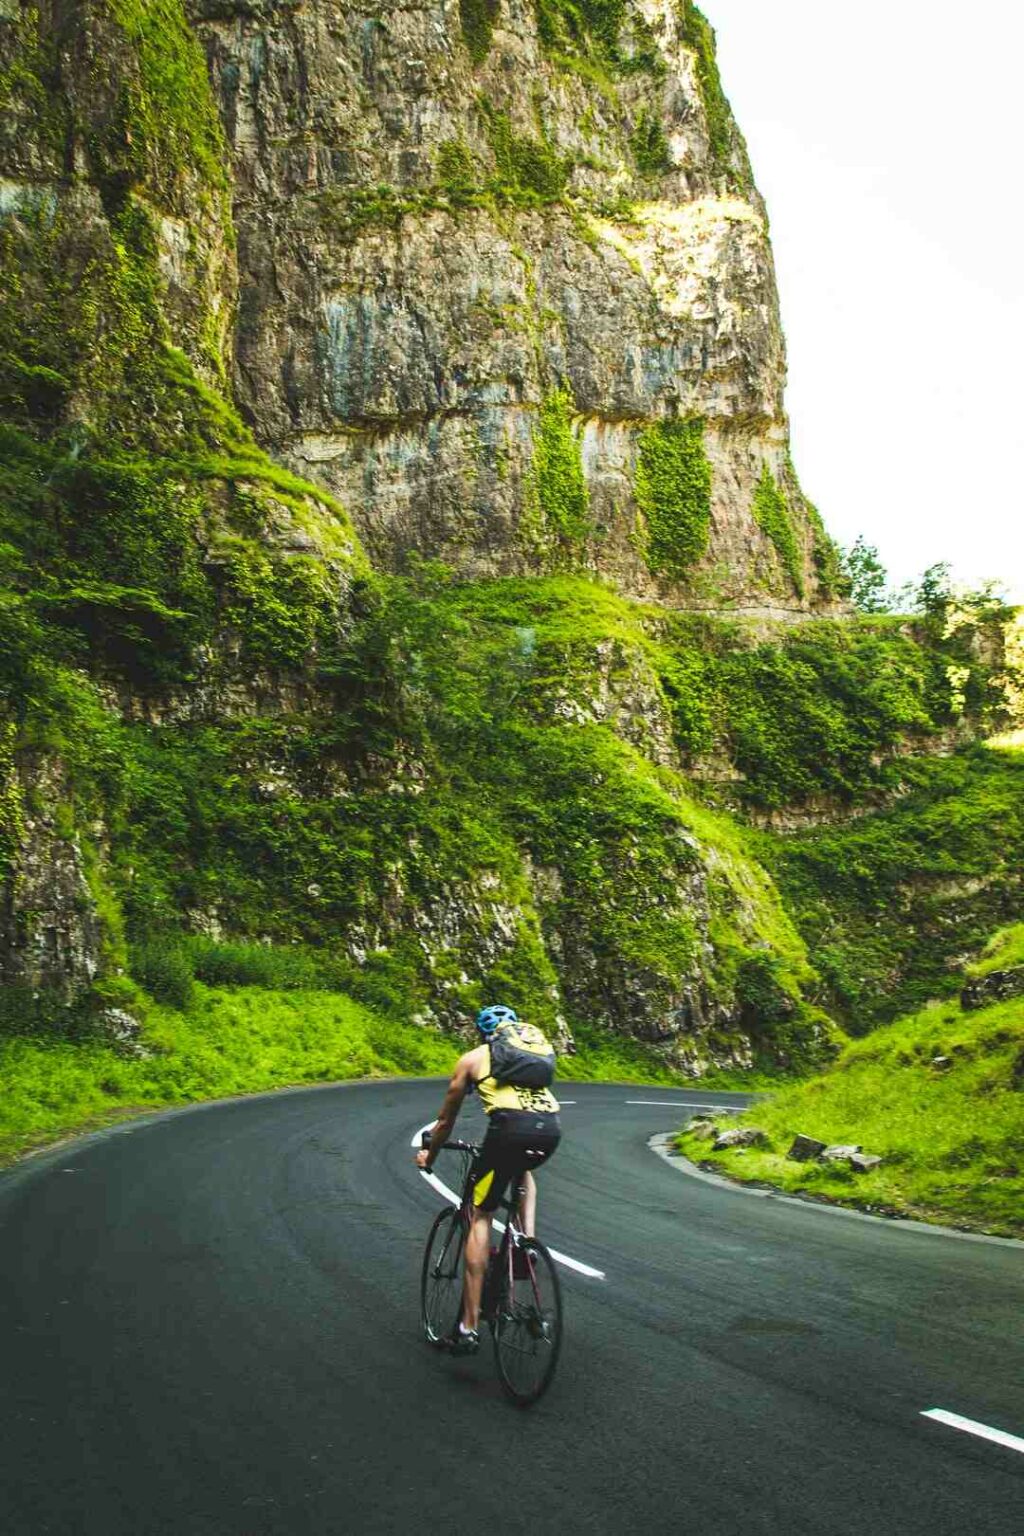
0,757,101,1006
192,0,838,608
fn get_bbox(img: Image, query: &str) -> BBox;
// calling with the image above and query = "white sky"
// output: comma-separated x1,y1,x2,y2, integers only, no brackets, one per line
705,1,1023,603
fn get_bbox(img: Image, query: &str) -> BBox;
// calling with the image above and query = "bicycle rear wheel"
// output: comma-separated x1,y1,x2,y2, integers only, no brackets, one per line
421,1207,464,1347
492,1238,562,1405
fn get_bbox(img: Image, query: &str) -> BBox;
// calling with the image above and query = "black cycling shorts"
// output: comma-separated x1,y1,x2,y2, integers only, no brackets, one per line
470,1110,561,1213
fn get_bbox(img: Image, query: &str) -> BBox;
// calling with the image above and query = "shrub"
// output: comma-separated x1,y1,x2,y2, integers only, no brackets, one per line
634,417,711,578
130,939,195,1009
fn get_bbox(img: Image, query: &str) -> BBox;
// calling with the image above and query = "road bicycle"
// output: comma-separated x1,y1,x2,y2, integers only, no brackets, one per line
419,1137,563,1406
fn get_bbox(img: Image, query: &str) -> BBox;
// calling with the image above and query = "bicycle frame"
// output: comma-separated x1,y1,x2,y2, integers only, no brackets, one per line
430,1139,542,1324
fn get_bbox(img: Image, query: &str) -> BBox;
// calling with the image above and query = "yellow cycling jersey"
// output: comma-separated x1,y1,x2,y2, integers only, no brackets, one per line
475,1041,560,1116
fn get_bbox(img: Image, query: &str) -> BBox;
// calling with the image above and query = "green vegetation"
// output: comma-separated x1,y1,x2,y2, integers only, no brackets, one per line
966,922,1024,979
840,535,891,613
676,980,1024,1238
630,108,671,177
0,969,732,1165
102,0,229,199
528,389,591,554
678,1,735,181
764,743,1024,1028
752,467,803,596
459,0,501,64
533,0,664,78
0,987,459,1164
437,137,479,204
481,104,571,204
634,417,712,579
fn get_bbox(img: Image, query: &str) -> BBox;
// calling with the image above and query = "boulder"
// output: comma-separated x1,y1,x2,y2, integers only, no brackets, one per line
787,1134,827,1163
818,1144,862,1163
713,1127,768,1150
688,1121,718,1142
849,1153,883,1173
96,1009,151,1060
960,967,1024,1011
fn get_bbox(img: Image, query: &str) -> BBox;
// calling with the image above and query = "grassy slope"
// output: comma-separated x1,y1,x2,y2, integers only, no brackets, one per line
0,981,718,1165
0,987,457,1164
967,923,1024,978
676,950,1024,1237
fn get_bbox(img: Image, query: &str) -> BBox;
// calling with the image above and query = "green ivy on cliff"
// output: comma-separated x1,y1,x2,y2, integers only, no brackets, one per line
678,1,735,181
634,417,712,579
459,0,501,64
752,466,804,596
481,103,571,203
534,1,663,78
526,389,591,556
630,108,672,176
100,0,229,200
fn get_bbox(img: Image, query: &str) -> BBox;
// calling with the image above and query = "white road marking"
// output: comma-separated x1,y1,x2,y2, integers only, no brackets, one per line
625,1101,742,1111
410,1122,605,1280
921,1409,1024,1455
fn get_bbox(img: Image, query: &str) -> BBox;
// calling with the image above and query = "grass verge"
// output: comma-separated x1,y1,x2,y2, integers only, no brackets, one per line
674,992,1024,1238
0,985,722,1165
0,986,458,1165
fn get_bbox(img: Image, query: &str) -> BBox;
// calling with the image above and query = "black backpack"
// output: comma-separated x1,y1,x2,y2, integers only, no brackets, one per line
488,1021,556,1089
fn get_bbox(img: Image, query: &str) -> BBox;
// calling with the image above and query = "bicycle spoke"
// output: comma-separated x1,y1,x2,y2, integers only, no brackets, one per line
421,1208,464,1346
492,1238,562,1405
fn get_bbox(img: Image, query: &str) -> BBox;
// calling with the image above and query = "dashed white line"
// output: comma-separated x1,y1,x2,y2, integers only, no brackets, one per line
410,1122,605,1281
921,1409,1024,1455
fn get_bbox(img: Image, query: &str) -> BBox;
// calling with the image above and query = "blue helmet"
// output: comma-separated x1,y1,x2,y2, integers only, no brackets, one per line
475,1004,518,1036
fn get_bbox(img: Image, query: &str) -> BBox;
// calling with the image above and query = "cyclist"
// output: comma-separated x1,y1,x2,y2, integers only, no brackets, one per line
415,1004,561,1355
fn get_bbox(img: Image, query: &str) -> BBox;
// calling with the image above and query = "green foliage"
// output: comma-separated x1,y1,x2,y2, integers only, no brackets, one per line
436,138,478,203
807,509,846,599
678,1,734,180
0,6,67,159
459,0,501,63
535,0,627,55
840,536,891,613
630,108,671,176
752,467,803,596
529,389,591,552
100,0,229,199
0,986,461,1164
129,937,195,1009
481,104,570,203
0,174,362,695
678,985,1024,1237
634,417,712,579
0,720,25,882
712,617,945,811
764,743,1024,1028
966,923,1024,979
533,0,662,77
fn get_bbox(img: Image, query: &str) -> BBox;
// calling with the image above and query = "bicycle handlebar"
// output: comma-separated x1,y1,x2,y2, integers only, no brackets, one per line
420,1132,480,1154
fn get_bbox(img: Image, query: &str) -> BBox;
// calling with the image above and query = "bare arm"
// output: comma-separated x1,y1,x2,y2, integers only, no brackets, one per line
416,1051,479,1170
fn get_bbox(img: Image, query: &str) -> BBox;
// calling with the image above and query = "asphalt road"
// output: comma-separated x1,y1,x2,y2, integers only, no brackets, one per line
1,1080,1022,1535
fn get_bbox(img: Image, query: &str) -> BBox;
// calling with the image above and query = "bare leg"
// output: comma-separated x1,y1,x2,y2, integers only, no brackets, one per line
517,1170,537,1238
461,1208,492,1331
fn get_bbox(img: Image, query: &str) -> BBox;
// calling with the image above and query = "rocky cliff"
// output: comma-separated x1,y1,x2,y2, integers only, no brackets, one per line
192,0,836,606
0,0,1016,1073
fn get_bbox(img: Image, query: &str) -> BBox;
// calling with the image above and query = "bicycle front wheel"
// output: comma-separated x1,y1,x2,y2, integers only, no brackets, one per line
492,1238,562,1405
421,1207,464,1347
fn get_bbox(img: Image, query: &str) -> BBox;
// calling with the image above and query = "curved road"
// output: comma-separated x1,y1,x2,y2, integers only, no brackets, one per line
1,1081,1021,1534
